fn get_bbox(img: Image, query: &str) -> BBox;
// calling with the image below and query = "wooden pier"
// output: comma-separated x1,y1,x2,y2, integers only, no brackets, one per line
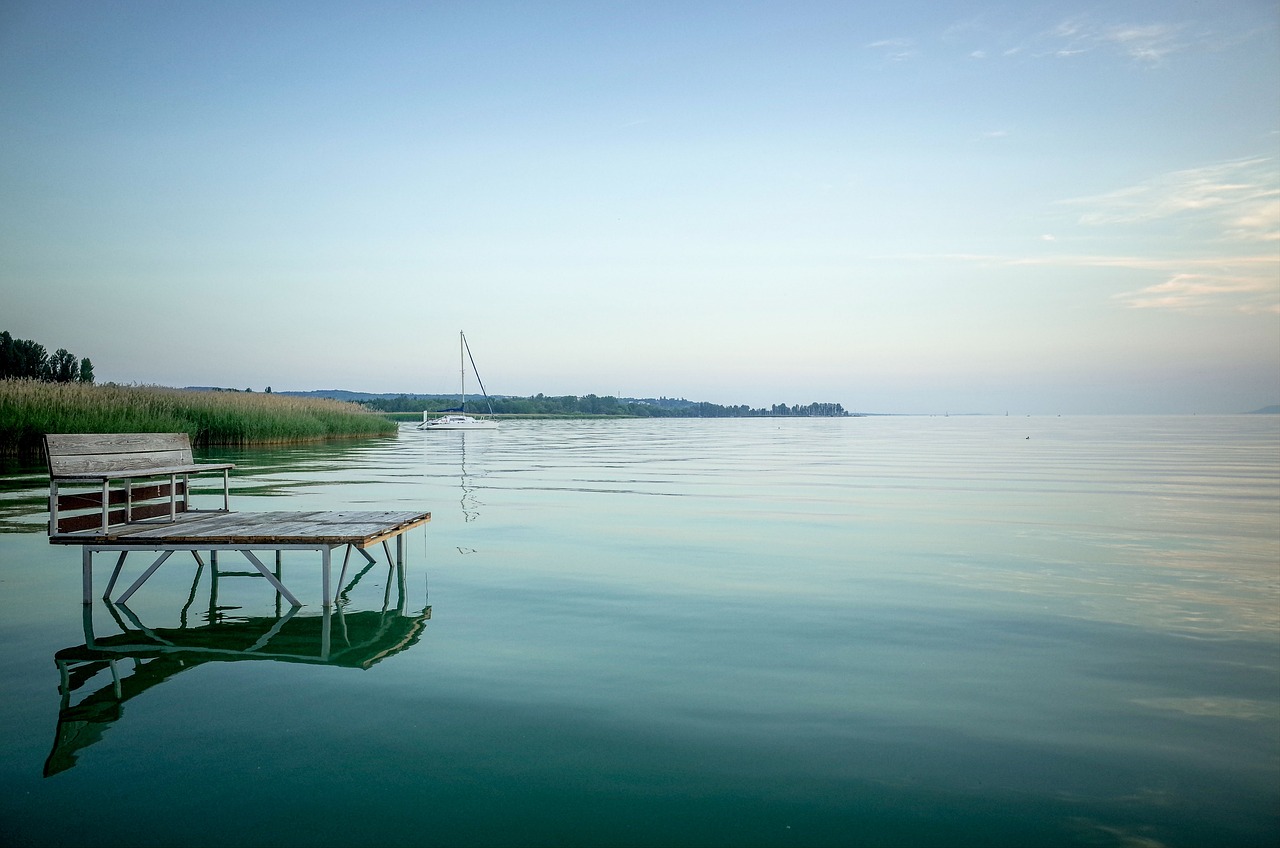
45,434,431,607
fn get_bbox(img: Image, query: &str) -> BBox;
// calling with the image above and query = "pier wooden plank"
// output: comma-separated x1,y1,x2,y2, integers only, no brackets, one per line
49,510,431,546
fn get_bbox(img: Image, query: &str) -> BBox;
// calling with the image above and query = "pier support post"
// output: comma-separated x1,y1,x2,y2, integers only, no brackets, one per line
81,547,93,605
103,551,128,601
322,546,332,608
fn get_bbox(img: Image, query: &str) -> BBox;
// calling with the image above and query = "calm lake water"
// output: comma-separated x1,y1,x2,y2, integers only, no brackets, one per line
1,416,1276,847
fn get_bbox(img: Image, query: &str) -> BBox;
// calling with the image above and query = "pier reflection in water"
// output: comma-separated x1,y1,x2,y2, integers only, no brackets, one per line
45,556,431,776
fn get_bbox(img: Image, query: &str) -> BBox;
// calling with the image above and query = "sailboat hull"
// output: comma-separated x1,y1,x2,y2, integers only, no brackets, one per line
417,414,497,430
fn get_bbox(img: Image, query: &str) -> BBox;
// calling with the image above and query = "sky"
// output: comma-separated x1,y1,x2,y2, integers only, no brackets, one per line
1,1,1277,414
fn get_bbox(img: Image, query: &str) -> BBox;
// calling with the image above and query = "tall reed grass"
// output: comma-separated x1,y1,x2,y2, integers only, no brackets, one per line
0,380,397,455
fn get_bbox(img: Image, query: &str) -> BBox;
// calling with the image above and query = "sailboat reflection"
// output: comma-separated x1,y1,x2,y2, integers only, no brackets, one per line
459,432,482,522
421,429,486,523
45,558,430,777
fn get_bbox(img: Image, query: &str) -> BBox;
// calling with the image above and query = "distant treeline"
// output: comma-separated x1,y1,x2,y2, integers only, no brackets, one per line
364,393,851,418
1,331,94,383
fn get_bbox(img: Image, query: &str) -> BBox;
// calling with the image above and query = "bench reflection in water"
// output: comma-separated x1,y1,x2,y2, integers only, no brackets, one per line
45,556,430,777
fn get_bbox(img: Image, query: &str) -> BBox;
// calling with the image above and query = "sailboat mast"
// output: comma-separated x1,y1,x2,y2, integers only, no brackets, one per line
459,331,466,413
461,333,496,417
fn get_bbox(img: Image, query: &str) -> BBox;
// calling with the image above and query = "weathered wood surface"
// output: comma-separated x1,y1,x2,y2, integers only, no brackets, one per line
57,480,187,512
44,434,429,554
56,501,187,535
49,510,431,546
45,433,192,455
50,462,233,480
44,432,234,479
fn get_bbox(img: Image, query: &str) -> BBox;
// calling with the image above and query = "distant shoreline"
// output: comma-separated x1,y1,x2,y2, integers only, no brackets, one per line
214,388,855,419
248,389,1280,418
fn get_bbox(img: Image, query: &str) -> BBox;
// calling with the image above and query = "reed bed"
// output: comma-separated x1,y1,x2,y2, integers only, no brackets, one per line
0,380,397,455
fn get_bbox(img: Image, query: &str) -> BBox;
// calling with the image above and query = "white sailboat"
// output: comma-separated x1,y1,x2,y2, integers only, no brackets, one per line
418,332,499,430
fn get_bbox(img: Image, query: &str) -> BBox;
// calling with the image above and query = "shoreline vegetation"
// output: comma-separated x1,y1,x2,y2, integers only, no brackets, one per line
1,379,858,458
342,392,853,419
0,380,397,456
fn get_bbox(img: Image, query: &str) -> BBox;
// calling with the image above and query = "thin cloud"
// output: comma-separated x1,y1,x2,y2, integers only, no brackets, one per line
865,37,919,62
1116,273,1279,313
1050,19,1085,39
941,254,1280,314
949,253,1276,273
1040,17,1187,64
898,10,1259,71
977,13,1246,67
928,9,1263,70
1064,157,1280,243
1099,23,1186,63
1228,199,1280,242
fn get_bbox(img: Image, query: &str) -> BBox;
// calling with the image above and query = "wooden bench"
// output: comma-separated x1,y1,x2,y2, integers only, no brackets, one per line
46,433,235,536
45,433,431,608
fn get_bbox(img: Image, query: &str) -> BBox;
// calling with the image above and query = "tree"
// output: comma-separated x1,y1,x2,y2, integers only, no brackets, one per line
0,331,12,379
51,348,79,382
19,339,48,380
0,331,94,383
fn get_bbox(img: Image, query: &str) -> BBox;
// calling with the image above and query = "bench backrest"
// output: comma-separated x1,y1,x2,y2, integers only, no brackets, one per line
45,434,198,535
45,433,194,479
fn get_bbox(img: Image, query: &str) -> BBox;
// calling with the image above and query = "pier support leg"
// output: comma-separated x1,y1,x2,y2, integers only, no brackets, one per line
322,546,332,608
117,550,174,604
82,548,93,605
239,550,301,608
103,552,128,601
320,605,332,660
335,545,353,605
